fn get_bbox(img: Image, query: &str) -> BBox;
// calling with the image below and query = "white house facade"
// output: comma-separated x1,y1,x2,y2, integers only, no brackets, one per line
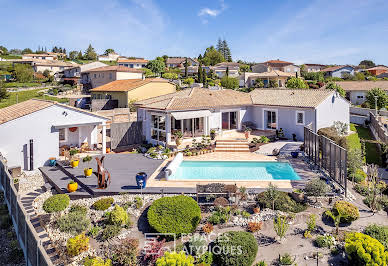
0,99,109,170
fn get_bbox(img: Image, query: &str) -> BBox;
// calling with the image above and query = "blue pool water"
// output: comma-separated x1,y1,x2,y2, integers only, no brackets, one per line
169,161,301,181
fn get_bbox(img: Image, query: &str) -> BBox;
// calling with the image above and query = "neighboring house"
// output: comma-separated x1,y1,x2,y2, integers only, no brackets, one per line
90,78,176,108
98,52,120,61
0,99,109,169
13,59,77,76
321,65,354,78
366,66,388,76
328,81,388,105
179,66,198,76
82,65,144,88
377,73,388,79
240,70,295,88
304,64,326,72
135,88,349,145
62,61,108,84
22,53,57,60
117,58,148,69
166,57,198,68
211,62,240,78
252,60,300,76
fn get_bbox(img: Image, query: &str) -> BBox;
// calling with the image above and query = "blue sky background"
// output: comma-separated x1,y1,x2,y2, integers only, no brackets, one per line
1,0,388,65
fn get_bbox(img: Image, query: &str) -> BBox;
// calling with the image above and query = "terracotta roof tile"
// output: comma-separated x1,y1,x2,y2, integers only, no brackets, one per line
90,78,171,92
250,89,333,108
331,81,388,91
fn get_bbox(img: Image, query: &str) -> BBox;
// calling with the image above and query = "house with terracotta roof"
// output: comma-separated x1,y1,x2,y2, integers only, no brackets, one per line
0,99,109,169
321,65,354,78
82,65,144,88
211,62,240,78
366,66,388,76
135,88,349,145
117,58,148,69
98,52,120,61
327,81,388,105
304,64,326,72
90,78,176,108
252,60,300,76
166,57,198,68
240,70,295,88
62,61,108,85
13,59,77,76
22,53,58,60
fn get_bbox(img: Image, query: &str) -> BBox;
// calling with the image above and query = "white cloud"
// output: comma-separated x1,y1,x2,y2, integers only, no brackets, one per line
198,0,227,23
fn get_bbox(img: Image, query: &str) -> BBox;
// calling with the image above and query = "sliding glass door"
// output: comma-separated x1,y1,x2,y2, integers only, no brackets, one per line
222,111,238,130
265,110,277,129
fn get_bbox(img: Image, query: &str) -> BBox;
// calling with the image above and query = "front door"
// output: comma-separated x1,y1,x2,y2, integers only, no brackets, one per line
222,112,238,130
265,110,277,130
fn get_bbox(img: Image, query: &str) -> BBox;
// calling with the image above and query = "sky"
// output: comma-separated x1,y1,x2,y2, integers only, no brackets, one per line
1,0,388,65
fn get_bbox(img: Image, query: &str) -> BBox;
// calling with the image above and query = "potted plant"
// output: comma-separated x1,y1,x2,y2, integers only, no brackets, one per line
244,127,252,139
48,157,57,167
173,130,183,146
292,133,297,141
67,180,78,192
69,149,79,168
291,151,299,158
13,178,19,192
83,155,93,177
210,129,216,140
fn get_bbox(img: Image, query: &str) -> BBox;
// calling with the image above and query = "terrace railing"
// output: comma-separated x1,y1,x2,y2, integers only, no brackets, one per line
0,154,53,266
304,127,348,196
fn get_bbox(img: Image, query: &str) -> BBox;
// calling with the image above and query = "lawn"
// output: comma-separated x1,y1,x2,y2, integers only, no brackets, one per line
348,123,382,166
0,88,68,109
3,82,43,88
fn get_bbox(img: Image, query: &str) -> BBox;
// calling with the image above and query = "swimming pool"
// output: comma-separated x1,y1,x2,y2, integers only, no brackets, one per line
168,161,301,181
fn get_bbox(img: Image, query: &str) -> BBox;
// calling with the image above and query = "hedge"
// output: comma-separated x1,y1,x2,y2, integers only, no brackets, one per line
147,195,201,236
213,231,258,266
43,194,70,213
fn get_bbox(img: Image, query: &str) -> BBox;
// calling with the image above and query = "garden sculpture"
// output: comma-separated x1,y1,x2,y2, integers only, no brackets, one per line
95,156,111,189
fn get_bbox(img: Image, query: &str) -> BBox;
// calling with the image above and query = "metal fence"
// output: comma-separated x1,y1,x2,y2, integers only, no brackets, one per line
304,127,347,195
0,155,53,266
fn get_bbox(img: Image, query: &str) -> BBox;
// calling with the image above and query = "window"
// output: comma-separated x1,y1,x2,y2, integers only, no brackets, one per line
59,128,66,141
94,74,97,78
357,95,364,99
286,68,291,72
151,114,166,143
296,111,305,125
109,73,113,79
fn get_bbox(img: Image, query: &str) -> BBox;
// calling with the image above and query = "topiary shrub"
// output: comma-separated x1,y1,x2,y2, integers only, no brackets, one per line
57,211,90,235
156,251,194,266
70,204,88,216
83,256,111,266
345,232,388,265
147,195,201,236
304,178,329,201
67,233,89,257
213,231,258,266
332,200,359,223
43,194,70,213
92,197,114,211
101,225,122,241
107,205,128,225
364,224,388,250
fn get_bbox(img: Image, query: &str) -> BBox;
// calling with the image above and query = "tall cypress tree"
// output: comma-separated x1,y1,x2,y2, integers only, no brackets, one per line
198,63,203,83
226,66,229,77
216,38,223,54
184,57,188,77
222,40,232,62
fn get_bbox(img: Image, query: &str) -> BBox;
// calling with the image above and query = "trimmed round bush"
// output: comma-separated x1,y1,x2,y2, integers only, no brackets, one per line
156,251,194,266
67,233,89,257
345,232,388,265
108,205,128,225
333,200,359,223
213,231,258,266
92,197,114,211
43,194,70,213
147,195,201,236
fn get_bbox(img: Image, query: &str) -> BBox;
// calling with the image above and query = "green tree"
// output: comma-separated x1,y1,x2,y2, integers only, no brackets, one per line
286,77,308,89
141,68,155,77
197,63,203,83
239,64,250,73
22,48,33,54
254,78,264,88
84,44,97,60
69,51,78,60
355,72,366,80
222,40,232,62
77,50,83,59
202,46,225,66
366,88,388,110
13,64,34,82
42,69,51,78
268,80,278,88
220,76,238,89
226,66,229,77
326,82,345,97
0,46,8,55
146,59,165,75
184,58,188,77
104,48,115,55
0,82,9,100
359,60,375,68
162,72,178,80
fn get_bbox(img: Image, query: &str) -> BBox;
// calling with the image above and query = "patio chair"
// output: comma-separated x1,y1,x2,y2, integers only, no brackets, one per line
95,156,111,189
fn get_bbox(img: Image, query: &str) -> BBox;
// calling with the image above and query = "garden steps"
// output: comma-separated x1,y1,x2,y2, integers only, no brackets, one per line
215,140,250,152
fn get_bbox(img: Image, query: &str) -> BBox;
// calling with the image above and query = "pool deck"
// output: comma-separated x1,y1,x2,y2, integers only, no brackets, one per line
40,147,318,198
